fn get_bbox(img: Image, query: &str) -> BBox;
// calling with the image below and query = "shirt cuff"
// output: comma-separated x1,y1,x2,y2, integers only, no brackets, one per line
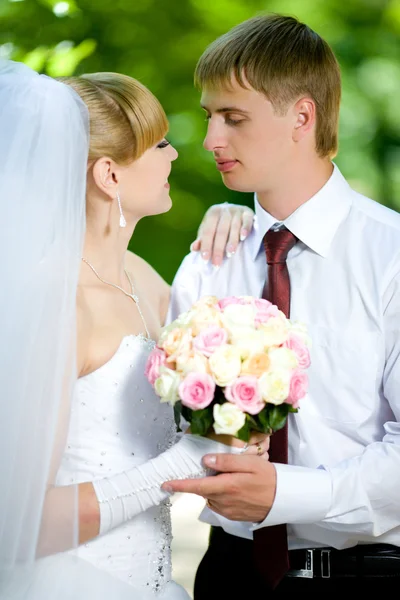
199,506,254,540
251,463,332,531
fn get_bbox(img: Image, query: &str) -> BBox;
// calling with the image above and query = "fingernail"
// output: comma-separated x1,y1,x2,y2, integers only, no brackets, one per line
213,264,220,272
161,484,173,494
201,251,210,263
226,244,235,258
240,229,248,241
203,455,216,466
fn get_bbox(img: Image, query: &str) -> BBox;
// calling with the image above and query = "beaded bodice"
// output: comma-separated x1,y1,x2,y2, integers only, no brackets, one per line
56,334,179,595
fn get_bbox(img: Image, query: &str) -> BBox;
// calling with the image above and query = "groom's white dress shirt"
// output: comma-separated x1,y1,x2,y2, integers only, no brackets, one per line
166,164,400,551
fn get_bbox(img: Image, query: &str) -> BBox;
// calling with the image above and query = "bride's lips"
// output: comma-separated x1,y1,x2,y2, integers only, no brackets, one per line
164,183,170,189
216,159,238,172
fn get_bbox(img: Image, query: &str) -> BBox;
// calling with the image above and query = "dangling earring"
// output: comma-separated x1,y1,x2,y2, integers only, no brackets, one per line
116,191,126,228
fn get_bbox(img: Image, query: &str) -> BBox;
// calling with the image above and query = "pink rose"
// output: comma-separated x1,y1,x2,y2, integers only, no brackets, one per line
145,347,167,386
179,372,215,410
224,376,264,415
284,334,311,369
218,296,246,311
254,298,280,326
287,370,308,408
193,325,228,357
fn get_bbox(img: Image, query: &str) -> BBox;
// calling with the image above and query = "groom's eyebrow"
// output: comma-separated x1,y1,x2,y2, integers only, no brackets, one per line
201,104,250,115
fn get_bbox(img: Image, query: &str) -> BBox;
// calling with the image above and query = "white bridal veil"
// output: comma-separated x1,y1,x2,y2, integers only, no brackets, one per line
0,60,166,600
0,60,90,597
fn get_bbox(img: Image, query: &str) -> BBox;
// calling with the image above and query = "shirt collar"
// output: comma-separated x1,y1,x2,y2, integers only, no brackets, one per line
249,163,353,261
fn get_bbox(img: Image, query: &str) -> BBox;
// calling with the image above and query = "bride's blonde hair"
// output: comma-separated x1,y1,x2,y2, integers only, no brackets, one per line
61,72,168,164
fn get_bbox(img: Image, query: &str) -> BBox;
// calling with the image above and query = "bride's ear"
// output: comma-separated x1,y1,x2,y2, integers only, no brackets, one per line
91,157,120,200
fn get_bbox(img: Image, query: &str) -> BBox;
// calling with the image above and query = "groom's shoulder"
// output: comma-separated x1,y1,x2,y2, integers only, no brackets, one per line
173,249,210,280
351,188,400,232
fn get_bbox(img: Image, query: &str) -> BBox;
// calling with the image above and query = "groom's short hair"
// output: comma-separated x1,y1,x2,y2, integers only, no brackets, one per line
195,13,341,159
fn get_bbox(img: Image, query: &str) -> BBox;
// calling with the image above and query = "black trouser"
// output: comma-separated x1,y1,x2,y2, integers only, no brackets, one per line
193,527,400,599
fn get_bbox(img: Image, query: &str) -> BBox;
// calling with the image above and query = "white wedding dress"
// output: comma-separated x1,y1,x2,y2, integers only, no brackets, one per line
54,333,191,599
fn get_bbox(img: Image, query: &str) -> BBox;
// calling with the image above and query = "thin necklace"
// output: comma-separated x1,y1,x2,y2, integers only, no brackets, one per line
81,257,150,339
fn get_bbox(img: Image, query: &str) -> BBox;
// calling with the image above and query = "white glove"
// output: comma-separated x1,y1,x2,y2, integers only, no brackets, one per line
93,434,240,535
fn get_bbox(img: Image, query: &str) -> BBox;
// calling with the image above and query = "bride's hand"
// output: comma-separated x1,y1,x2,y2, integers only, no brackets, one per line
191,203,255,267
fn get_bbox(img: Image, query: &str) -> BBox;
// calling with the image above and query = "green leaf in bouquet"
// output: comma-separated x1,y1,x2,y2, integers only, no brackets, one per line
181,404,192,424
268,404,290,432
257,408,272,434
213,386,226,404
246,414,262,432
236,419,251,442
190,408,214,437
173,403,182,432
288,405,299,413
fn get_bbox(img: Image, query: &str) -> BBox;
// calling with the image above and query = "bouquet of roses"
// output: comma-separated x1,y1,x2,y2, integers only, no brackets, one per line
145,295,311,442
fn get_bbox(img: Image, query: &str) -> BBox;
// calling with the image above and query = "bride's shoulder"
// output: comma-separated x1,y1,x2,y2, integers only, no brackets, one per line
125,251,170,319
125,250,167,286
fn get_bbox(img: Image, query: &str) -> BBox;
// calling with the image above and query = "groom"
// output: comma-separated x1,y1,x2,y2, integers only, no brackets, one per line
164,12,400,598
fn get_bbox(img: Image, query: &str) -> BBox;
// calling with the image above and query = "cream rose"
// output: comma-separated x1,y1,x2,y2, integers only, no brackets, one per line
192,295,220,310
220,303,257,335
259,369,291,405
259,313,290,346
154,367,181,406
160,328,192,361
241,352,270,377
175,349,210,376
208,344,242,387
268,347,298,371
213,402,246,435
230,329,266,359
189,308,223,336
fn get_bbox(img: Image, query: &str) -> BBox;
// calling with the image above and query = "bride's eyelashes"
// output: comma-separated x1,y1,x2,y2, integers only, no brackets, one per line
157,139,170,149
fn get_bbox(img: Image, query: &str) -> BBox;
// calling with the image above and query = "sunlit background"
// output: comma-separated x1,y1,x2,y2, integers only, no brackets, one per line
2,0,400,595
2,0,400,282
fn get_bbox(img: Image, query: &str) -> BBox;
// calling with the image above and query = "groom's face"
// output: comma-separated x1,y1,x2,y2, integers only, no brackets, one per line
200,76,296,194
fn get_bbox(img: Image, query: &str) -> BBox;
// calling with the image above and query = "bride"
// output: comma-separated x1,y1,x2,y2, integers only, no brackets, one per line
0,61,262,599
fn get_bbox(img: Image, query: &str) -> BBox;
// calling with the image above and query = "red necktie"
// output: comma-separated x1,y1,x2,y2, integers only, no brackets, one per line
253,227,297,589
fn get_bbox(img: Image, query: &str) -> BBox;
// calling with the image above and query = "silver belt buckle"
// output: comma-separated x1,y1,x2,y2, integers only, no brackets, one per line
286,548,331,579
286,549,314,578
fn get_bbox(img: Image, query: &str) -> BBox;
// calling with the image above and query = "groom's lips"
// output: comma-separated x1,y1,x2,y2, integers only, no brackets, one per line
215,159,238,172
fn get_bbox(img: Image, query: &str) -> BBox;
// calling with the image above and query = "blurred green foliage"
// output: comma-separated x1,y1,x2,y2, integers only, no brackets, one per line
1,0,400,282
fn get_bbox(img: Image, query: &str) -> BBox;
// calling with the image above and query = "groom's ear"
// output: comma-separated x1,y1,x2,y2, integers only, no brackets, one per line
91,157,119,200
292,97,316,143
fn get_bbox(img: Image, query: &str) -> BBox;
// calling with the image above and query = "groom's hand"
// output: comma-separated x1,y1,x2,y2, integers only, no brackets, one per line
162,454,276,523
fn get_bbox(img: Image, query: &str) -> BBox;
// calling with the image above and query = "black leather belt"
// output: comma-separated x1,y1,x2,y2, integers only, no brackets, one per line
287,544,400,578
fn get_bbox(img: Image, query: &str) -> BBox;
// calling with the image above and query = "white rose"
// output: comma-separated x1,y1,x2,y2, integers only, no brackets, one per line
158,321,178,345
230,328,266,359
208,344,242,387
220,303,257,335
290,321,312,347
259,314,289,346
213,402,246,435
175,350,210,376
259,369,291,405
268,347,298,370
154,367,181,406
174,309,196,327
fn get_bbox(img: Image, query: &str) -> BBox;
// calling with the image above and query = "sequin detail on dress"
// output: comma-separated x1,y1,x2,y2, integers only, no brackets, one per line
56,334,188,598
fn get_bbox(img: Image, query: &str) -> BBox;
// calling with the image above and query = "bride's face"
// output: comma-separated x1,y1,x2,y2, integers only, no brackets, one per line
119,139,178,219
